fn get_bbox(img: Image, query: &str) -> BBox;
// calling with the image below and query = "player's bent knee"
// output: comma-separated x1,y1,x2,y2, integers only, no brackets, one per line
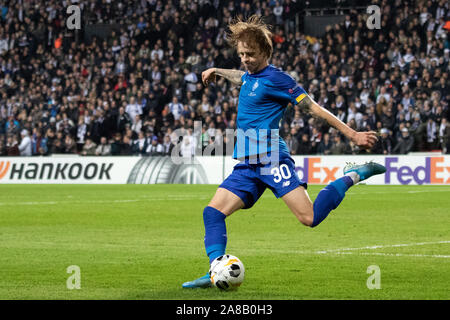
291,207,314,227
282,186,314,227
208,188,245,216
299,212,314,227
303,214,314,227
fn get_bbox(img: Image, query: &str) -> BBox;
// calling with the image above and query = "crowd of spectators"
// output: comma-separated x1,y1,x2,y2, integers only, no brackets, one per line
0,0,449,158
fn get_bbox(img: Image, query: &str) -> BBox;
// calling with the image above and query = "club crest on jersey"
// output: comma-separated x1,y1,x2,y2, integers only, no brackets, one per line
248,80,259,96
289,84,300,94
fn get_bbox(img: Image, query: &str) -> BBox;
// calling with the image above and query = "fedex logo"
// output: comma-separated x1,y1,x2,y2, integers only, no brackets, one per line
295,157,339,184
294,156,450,185
385,157,450,185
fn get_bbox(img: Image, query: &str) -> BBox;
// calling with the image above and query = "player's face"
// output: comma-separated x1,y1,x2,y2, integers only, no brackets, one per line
237,41,268,74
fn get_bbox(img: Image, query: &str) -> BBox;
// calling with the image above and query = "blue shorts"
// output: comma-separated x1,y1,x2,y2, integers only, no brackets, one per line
219,156,307,209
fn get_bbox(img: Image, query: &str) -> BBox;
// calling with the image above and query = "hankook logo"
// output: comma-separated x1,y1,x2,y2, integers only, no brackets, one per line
0,161,10,180
0,161,113,181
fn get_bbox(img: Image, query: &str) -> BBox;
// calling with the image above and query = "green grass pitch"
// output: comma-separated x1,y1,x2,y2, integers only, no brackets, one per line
0,184,449,300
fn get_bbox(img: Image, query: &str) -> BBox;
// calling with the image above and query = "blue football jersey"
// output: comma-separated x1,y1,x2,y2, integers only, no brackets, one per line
233,64,308,162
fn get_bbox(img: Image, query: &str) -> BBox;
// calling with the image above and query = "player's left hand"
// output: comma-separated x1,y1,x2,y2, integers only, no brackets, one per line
352,131,378,149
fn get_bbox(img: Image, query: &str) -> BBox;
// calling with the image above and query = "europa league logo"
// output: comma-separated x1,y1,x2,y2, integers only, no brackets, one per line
127,156,209,184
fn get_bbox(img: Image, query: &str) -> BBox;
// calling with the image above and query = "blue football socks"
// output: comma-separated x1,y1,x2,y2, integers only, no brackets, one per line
203,206,227,263
311,175,354,227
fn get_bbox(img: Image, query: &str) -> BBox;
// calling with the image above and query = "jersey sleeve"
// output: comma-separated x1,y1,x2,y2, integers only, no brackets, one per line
266,70,308,106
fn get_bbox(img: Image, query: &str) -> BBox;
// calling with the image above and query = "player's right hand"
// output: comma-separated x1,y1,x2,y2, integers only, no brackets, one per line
202,68,216,86
352,131,378,149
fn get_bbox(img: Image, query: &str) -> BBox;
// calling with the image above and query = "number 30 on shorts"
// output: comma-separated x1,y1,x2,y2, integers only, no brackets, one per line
271,164,292,183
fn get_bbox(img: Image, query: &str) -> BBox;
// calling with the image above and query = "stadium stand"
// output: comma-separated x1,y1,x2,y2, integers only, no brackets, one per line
0,0,448,157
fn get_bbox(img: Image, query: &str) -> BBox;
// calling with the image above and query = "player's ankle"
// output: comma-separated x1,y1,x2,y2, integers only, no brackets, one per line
345,171,360,184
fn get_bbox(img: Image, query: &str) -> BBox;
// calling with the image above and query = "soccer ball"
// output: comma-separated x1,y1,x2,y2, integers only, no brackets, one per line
209,254,245,290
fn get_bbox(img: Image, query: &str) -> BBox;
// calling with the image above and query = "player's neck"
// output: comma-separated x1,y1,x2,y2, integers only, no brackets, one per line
248,62,269,75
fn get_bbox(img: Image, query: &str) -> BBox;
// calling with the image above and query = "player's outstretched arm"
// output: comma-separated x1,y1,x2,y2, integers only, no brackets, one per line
298,95,378,149
202,68,244,86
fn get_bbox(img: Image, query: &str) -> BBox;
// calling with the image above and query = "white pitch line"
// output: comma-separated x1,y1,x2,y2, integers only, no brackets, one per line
346,189,450,195
0,197,209,206
243,240,450,259
0,201,60,206
315,240,450,254
331,251,450,259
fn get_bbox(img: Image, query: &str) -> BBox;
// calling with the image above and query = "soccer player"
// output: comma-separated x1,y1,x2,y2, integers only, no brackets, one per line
182,15,386,288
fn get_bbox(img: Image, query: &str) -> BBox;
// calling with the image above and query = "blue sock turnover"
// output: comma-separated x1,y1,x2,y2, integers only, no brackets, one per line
203,206,227,263
311,176,353,227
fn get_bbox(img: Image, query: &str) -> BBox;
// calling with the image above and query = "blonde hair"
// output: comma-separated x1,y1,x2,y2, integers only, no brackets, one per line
227,15,273,59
